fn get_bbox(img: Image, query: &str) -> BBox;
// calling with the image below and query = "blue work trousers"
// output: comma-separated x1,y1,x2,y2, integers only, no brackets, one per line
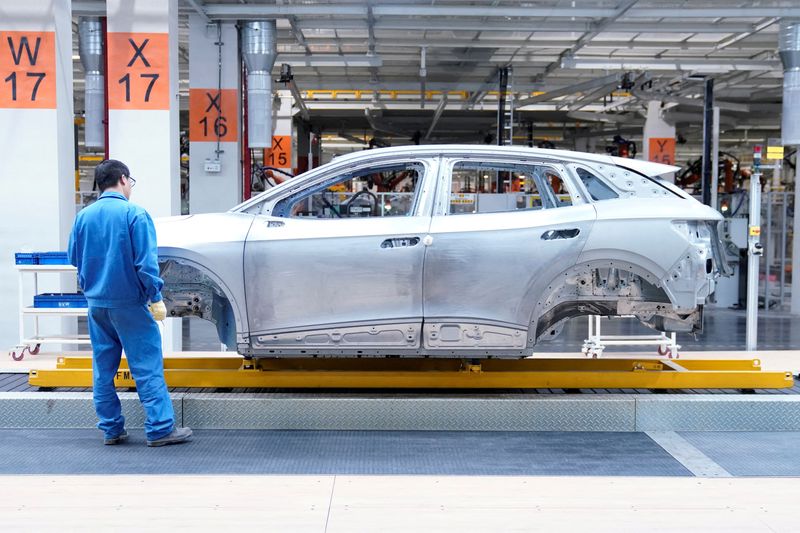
87,305,174,441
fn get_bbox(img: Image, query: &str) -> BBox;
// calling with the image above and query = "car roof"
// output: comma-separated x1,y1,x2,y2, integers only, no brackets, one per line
329,144,680,176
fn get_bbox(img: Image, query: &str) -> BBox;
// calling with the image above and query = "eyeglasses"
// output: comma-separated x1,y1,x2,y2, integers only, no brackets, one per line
126,176,136,188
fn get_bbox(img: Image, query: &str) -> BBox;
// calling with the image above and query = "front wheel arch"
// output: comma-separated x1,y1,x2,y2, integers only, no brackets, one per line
159,257,243,351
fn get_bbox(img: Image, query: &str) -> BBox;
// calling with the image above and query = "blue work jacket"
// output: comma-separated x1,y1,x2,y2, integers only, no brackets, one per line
68,191,163,308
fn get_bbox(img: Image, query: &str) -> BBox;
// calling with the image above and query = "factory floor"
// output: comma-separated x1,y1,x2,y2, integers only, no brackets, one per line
1,430,799,531
0,476,798,532
2,308,799,531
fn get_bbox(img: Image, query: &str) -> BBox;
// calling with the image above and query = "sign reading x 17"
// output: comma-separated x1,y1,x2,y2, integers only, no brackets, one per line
108,32,169,110
0,31,56,109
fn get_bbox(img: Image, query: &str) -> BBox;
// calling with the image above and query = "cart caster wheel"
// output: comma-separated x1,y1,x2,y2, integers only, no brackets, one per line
10,348,26,361
28,344,40,356
657,345,671,357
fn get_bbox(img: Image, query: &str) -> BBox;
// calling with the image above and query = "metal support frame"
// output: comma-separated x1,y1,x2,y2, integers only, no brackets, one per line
496,66,509,147
28,356,794,390
746,162,763,351
762,189,790,312
582,315,680,359
710,106,720,210
701,77,714,206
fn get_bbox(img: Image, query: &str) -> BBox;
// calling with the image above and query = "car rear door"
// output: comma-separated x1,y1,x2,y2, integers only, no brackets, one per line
421,156,596,352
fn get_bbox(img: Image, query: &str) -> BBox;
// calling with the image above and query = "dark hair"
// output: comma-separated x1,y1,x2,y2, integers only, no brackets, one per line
94,159,130,191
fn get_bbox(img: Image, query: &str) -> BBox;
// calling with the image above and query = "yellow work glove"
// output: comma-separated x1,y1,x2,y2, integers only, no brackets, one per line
148,300,167,321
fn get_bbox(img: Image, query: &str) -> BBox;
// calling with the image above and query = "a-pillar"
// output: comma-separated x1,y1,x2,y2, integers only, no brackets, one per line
642,101,677,181
105,0,182,351
188,16,241,213
0,0,74,350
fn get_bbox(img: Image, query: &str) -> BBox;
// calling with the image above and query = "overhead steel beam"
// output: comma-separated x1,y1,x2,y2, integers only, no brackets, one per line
371,6,614,17
566,111,640,124
630,83,750,113
198,4,800,21
203,4,368,17
276,54,383,67
562,57,782,72
71,1,105,15
307,38,776,51
714,17,780,50
288,19,756,33
517,73,623,106
287,80,310,122
543,0,639,78
364,109,406,136
662,110,738,128
625,7,800,18
183,0,210,23
424,95,448,140
565,79,627,111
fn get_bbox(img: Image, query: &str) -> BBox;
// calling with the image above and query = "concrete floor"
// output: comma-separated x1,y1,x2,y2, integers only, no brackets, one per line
0,475,798,532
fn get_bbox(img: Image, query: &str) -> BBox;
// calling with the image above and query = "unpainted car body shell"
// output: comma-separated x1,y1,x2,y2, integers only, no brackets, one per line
155,145,723,357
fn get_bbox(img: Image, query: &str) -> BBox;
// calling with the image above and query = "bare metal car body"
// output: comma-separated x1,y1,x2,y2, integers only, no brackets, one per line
155,145,726,358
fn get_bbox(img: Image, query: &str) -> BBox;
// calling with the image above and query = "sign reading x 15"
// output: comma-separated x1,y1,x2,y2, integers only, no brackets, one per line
108,32,169,110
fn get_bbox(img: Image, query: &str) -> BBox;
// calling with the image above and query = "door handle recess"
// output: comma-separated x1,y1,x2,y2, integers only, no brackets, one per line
381,237,420,249
541,228,580,240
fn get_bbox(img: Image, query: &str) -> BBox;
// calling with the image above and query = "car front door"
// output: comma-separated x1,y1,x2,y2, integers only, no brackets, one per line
421,157,596,354
242,158,437,355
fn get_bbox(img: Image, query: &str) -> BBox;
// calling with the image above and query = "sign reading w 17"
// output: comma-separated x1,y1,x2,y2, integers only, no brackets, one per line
0,31,56,109
107,32,170,110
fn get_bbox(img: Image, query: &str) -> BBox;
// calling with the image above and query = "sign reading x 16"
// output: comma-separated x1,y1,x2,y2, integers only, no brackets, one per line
108,32,169,110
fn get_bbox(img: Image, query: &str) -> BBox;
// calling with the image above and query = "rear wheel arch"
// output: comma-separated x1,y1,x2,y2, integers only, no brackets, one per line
526,258,674,345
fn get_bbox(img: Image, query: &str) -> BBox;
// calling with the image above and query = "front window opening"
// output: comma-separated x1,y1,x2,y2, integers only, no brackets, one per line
274,162,424,218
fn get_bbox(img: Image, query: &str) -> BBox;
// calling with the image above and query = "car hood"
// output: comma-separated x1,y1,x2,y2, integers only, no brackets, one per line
154,213,254,250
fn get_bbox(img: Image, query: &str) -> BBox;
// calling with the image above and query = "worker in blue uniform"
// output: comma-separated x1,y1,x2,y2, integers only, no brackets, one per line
68,159,192,447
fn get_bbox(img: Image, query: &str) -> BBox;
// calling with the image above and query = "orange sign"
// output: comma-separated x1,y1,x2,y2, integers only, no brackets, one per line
107,32,169,110
189,88,238,142
649,137,676,166
0,31,56,109
266,135,292,168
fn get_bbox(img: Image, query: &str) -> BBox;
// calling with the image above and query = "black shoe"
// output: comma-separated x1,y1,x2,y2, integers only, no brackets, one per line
146,427,193,447
104,430,129,445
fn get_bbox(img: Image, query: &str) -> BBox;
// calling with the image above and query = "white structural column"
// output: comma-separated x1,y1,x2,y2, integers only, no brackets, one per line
106,0,182,351
267,92,296,178
0,0,74,349
188,16,241,213
642,100,677,181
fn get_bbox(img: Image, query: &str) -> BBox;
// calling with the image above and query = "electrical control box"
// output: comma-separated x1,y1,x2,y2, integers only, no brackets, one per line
204,158,222,173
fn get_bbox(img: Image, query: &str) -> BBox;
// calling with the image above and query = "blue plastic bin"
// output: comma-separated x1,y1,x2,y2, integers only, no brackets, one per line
15,253,37,265
33,293,88,308
37,252,69,265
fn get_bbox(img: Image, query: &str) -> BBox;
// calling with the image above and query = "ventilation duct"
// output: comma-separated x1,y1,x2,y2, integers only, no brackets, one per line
779,20,800,146
242,21,277,149
78,17,105,150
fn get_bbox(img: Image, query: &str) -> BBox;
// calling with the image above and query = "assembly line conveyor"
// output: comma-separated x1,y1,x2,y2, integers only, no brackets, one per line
27,355,795,390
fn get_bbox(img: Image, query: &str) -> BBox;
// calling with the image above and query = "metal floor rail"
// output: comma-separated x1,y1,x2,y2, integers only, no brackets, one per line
26,355,796,390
